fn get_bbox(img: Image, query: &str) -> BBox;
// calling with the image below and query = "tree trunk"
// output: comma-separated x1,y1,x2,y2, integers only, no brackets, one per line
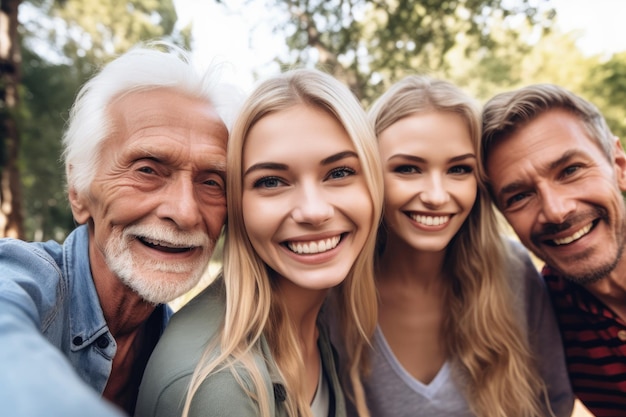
0,0,24,239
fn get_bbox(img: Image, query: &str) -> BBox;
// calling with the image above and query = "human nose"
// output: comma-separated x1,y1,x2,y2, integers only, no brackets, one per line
420,174,450,207
291,183,334,225
157,175,202,229
537,185,576,225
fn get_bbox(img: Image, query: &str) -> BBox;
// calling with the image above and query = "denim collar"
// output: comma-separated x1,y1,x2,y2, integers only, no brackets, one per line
64,225,171,354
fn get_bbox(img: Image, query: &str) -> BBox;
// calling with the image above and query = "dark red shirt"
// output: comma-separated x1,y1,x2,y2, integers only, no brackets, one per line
543,266,626,417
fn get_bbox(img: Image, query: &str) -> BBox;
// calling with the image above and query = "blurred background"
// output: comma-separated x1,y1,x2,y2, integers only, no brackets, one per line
1,1,614,415
2,0,625,244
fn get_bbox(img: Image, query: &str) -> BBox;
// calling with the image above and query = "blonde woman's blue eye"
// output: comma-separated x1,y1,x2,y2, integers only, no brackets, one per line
328,166,355,180
254,177,283,188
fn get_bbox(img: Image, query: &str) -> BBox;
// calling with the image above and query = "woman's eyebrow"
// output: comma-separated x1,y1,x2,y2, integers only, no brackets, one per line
243,162,288,177
321,150,359,166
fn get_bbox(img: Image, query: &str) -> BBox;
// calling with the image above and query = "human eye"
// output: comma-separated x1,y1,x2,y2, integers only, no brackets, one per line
326,166,356,181
504,192,531,209
134,158,160,175
394,165,420,174
202,174,226,196
561,164,581,178
253,176,285,189
448,165,473,175
137,166,156,174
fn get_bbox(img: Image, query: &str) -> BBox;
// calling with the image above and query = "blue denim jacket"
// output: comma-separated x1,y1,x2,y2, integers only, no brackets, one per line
0,225,172,416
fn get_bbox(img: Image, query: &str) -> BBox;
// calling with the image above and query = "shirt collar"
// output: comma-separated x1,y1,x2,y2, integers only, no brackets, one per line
64,225,171,351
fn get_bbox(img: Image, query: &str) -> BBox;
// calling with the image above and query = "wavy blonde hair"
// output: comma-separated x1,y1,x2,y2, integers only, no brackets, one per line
368,75,551,417
183,68,383,417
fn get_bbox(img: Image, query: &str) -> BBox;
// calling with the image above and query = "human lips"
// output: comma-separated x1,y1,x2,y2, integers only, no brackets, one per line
549,222,593,246
126,224,209,254
139,236,197,253
286,235,342,254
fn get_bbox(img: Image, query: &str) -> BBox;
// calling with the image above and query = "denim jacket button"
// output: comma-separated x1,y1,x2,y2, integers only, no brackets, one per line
96,336,110,349
72,336,83,346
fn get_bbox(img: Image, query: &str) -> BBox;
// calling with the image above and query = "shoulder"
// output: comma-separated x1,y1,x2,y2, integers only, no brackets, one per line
186,369,261,417
140,282,227,388
0,236,71,326
0,226,89,287
137,281,271,417
0,236,64,274
137,365,260,417
501,238,544,291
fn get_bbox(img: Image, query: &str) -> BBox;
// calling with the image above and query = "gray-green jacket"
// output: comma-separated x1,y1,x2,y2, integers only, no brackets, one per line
135,279,346,417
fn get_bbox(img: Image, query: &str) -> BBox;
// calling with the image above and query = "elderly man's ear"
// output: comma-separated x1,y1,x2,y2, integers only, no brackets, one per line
68,186,91,225
67,165,91,225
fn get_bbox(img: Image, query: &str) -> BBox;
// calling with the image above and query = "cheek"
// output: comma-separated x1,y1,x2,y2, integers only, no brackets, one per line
383,178,413,209
339,184,374,224
202,204,227,237
506,214,534,241
242,195,278,246
456,178,478,209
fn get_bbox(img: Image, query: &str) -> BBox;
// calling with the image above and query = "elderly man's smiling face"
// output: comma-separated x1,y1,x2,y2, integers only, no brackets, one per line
70,88,228,303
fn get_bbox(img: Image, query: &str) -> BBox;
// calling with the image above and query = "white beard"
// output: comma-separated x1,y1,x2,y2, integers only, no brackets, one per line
104,223,214,304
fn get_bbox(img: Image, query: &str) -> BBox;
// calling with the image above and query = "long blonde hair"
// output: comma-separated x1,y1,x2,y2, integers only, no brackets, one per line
368,75,550,417
183,69,383,417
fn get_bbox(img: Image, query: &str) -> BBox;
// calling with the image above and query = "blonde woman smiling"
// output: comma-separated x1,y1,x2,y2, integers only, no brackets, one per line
135,69,383,417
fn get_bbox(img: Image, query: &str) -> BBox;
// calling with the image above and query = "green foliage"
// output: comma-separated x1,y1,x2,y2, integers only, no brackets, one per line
269,0,555,104
18,46,82,241
585,51,626,142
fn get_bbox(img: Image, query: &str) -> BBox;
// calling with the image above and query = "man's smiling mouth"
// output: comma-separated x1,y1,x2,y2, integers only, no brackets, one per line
550,222,593,246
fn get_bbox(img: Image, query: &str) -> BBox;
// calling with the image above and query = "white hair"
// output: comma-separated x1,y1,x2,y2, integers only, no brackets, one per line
62,41,243,195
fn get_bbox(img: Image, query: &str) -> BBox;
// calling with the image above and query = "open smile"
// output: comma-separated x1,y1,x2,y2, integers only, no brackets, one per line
546,221,596,246
285,234,343,254
138,236,197,253
409,213,451,226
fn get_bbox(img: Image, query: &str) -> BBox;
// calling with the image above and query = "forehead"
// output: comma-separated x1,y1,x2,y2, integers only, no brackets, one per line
490,109,601,158
487,109,605,184
378,112,474,155
243,104,355,166
105,88,228,161
109,88,228,145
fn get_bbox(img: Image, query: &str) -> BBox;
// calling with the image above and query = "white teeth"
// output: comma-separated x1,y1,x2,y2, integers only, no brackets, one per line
411,214,450,226
553,223,593,245
143,237,186,248
287,236,341,254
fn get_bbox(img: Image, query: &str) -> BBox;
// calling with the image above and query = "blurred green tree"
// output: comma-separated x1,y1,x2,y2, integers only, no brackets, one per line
586,51,626,141
268,0,555,103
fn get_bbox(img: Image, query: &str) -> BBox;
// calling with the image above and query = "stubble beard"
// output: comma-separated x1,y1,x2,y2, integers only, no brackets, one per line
553,210,626,286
